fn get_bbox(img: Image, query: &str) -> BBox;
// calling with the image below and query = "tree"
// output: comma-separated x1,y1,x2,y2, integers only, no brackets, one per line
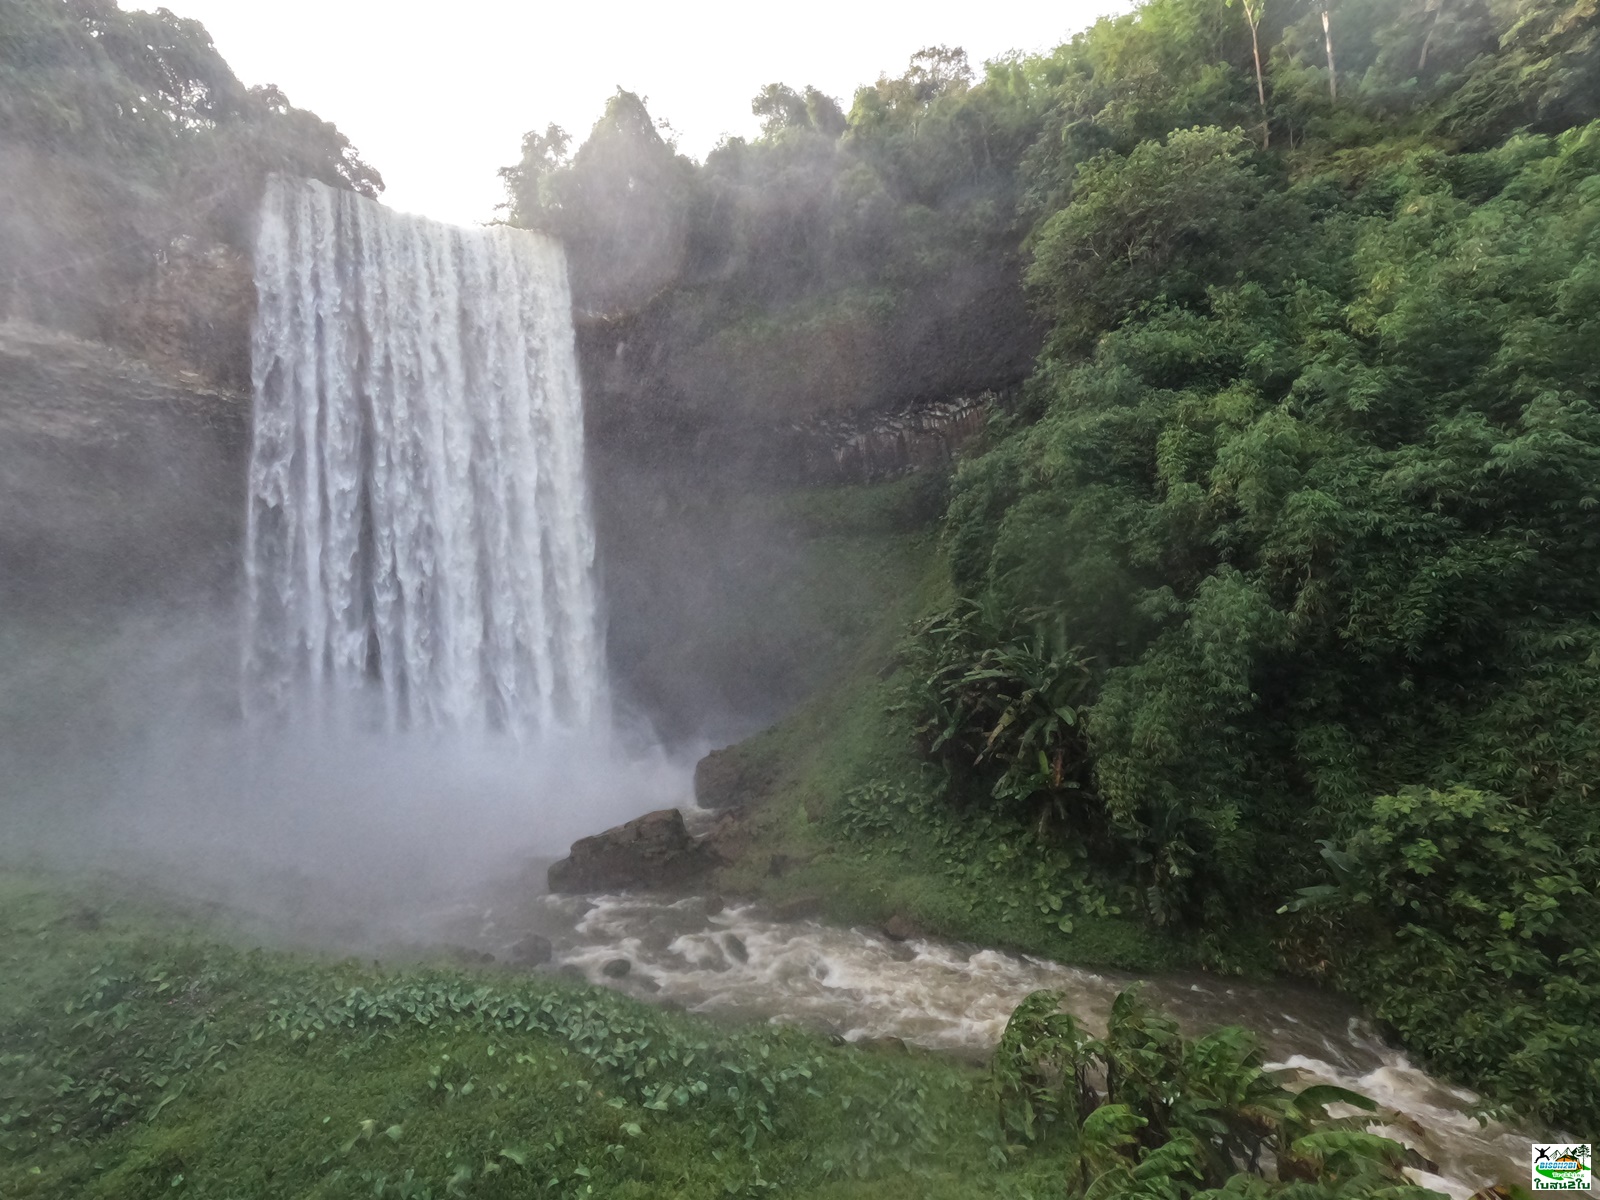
752,83,810,136
749,83,846,139
1225,0,1271,145
1025,127,1273,349
1321,5,1338,100
905,44,974,101
502,90,695,312
497,123,570,226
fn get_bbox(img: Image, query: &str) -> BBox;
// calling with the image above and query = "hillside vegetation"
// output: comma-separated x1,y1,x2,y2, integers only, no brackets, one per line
922,0,1600,1131
0,0,378,380
541,0,1600,1132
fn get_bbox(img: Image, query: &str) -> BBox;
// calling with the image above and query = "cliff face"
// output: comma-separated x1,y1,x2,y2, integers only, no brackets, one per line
0,134,258,622
0,322,249,622
577,253,1039,465
0,140,257,394
110,236,256,393
573,256,1032,740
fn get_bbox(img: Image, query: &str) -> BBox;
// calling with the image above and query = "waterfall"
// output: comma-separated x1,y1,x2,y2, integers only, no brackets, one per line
243,176,606,736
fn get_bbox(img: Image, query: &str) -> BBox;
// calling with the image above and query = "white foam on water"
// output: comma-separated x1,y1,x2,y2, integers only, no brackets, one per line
489,890,1555,1196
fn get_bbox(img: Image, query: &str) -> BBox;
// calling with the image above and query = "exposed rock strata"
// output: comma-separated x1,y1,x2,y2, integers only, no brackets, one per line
783,394,992,484
0,321,248,617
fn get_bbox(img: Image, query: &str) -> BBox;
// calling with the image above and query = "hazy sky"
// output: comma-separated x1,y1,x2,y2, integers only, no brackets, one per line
132,0,1136,227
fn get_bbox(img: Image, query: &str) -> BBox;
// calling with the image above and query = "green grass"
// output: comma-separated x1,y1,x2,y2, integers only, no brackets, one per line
0,871,1087,1199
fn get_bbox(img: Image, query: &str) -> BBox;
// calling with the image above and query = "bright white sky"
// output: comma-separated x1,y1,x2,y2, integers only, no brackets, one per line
127,0,1135,227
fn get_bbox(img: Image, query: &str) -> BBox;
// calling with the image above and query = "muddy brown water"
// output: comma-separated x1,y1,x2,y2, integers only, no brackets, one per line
410,887,1557,1200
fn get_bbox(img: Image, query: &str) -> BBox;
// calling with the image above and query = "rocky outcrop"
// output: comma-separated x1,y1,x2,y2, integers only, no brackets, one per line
547,808,715,894
881,914,923,942
784,394,992,484
0,321,249,618
111,236,256,392
693,745,780,811
576,254,1041,460
1,140,258,393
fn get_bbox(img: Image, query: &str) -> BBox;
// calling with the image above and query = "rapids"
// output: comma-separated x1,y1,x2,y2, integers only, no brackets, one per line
412,883,1553,1200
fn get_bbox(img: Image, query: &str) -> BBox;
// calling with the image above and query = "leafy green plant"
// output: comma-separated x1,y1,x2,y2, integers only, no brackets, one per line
992,987,1435,1200
1284,786,1600,1127
908,599,1096,832
836,777,1122,936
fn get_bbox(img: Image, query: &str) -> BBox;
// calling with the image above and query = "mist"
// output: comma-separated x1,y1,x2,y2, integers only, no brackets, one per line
0,582,694,937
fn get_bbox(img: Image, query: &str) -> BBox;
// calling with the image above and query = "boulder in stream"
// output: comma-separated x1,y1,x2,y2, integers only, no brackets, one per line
507,934,553,967
881,913,922,942
547,808,713,893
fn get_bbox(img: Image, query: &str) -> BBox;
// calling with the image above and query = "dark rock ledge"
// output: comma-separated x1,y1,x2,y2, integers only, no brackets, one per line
547,808,718,894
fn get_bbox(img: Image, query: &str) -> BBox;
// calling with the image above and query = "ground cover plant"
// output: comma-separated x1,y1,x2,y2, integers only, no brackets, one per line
0,873,1035,1199
0,873,1446,1200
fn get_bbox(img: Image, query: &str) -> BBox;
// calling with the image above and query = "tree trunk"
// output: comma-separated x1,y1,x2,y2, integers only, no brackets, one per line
1244,0,1270,148
1419,0,1445,73
1322,8,1338,101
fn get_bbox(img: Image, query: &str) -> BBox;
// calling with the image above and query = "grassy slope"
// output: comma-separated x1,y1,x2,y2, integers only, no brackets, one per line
0,872,1081,1200
702,477,1215,976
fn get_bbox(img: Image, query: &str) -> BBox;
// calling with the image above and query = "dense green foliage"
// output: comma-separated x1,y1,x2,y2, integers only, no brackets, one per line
899,0,1600,1130
994,986,1434,1200
0,0,380,196
1290,787,1600,1124
907,599,1096,827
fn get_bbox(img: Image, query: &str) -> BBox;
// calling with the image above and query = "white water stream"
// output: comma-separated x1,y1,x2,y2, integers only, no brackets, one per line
415,887,1553,1200
245,176,604,734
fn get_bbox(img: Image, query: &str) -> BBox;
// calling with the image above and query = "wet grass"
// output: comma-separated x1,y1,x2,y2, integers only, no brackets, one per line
0,871,1079,1199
